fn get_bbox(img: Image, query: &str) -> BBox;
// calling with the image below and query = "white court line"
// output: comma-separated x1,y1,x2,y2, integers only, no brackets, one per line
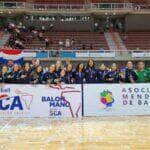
0,118,16,132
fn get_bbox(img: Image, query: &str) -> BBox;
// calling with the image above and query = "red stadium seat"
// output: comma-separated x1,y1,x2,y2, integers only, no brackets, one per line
120,32,150,50
25,31,109,50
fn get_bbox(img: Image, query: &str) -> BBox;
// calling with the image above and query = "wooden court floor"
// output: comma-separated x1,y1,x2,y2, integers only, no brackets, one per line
0,116,150,150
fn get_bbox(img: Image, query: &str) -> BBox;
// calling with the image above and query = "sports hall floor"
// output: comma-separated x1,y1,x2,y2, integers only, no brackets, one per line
0,116,150,150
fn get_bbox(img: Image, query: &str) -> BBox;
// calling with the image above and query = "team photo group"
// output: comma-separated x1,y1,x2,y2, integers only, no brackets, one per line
0,59,149,84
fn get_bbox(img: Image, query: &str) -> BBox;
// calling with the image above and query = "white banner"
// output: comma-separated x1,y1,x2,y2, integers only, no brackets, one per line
0,84,82,118
84,84,150,116
75,52,115,58
132,52,150,58
89,52,115,58
22,52,36,57
75,52,89,58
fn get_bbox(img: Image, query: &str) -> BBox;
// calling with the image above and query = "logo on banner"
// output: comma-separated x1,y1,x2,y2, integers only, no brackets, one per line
42,96,70,117
122,87,150,106
41,85,81,118
100,90,114,109
0,87,33,113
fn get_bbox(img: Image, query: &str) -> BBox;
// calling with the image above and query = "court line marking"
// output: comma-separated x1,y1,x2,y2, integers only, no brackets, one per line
0,118,16,132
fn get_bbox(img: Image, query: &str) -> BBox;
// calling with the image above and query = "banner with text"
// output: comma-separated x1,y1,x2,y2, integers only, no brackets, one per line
84,84,150,116
0,84,82,118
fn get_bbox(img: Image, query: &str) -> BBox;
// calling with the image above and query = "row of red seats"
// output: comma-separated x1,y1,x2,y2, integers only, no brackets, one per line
120,32,150,50
25,31,109,50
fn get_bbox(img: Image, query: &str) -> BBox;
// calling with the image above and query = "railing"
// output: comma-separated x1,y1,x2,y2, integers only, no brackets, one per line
22,49,150,59
0,2,26,9
91,3,133,10
0,2,134,11
0,48,149,59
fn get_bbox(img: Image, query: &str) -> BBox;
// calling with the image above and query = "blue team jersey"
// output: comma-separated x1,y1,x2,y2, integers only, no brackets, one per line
43,72,57,84
105,70,119,83
125,68,138,83
85,67,97,83
73,71,85,84
20,70,31,84
97,69,108,83
66,70,74,84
